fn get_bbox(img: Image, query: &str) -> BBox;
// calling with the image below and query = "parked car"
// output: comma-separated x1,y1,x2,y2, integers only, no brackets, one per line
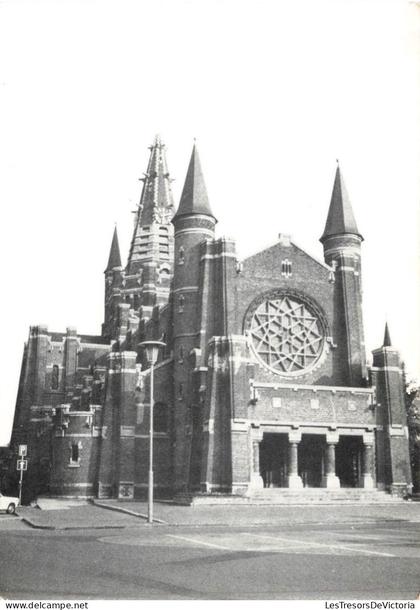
0,492,18,514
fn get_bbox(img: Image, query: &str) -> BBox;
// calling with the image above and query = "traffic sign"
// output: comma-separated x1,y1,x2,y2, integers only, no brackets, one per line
18,445,27,457
17,460,27,471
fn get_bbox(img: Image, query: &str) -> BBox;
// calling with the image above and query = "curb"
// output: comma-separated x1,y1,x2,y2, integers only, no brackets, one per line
18,515,131,531
92,499,167,524
20,517,55,530
133,514,415,527
13,512,415,530
16,515,407,529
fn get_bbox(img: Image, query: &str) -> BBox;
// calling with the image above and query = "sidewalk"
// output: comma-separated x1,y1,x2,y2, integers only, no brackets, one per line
15,497,420,530
93,498,420,527
16,503,146,530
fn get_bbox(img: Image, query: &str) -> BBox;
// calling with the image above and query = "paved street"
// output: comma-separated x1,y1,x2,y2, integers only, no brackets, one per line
1,504,420,599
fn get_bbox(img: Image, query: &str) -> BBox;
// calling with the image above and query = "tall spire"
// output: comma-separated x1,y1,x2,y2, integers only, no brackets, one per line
320,164,362,243
105,226,122,271
126,135,175,273
136,134,175,226
383,322,392,347
173,144,216,221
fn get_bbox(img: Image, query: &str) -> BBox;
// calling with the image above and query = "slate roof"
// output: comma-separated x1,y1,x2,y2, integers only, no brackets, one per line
106,226,122,271
320,165,362,242
173,144,216,221
383,322,392,347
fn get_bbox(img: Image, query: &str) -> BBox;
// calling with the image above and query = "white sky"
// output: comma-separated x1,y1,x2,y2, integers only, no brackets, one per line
0,0,419,445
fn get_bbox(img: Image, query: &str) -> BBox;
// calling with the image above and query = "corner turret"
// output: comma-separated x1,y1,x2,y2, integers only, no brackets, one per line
102,227,123,339
320,164,367,385
372,323,412,495
171,143,216,492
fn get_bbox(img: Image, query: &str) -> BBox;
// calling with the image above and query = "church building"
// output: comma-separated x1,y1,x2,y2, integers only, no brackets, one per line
7,136,415,502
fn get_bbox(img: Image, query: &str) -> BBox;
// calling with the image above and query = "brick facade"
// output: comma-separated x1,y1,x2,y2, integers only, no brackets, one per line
5,139,416,502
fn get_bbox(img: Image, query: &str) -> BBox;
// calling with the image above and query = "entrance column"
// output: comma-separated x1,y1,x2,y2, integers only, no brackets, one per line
249,431,264,490
287,431,303,489
322,431,340,489
362,432,375,489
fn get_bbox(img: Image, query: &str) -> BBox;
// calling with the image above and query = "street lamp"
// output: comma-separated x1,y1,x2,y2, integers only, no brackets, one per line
138,340,166,524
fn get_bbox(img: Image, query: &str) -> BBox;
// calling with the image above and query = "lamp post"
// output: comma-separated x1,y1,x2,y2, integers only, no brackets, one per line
138,340,166,524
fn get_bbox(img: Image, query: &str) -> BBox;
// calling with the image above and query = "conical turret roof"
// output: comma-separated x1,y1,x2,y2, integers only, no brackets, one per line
383,322,392,347
320,165,362,242
105,226,122,271
173,144,216,221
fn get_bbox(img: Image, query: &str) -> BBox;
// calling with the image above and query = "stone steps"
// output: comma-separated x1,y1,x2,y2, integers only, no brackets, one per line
174,489,405,506
246,489,403,504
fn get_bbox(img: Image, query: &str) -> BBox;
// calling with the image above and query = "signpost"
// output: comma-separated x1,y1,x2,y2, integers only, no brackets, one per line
17,445,27,505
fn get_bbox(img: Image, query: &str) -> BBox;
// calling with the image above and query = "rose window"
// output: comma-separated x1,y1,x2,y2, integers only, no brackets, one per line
249,295,324,374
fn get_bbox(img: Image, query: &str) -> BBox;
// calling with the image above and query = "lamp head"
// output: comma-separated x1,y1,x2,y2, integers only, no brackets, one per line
138,340,166,365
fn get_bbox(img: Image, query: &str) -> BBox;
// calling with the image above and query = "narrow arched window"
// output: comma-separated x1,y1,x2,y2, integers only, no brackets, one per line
281,259,292,278
178,345,184,363
51,365,59,390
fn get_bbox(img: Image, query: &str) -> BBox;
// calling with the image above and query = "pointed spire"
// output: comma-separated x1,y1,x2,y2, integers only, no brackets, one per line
320,164,363,243
383,322,392,347
126,135,175,273
173,144,216,221
135,134,175,226
105,226,122,271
